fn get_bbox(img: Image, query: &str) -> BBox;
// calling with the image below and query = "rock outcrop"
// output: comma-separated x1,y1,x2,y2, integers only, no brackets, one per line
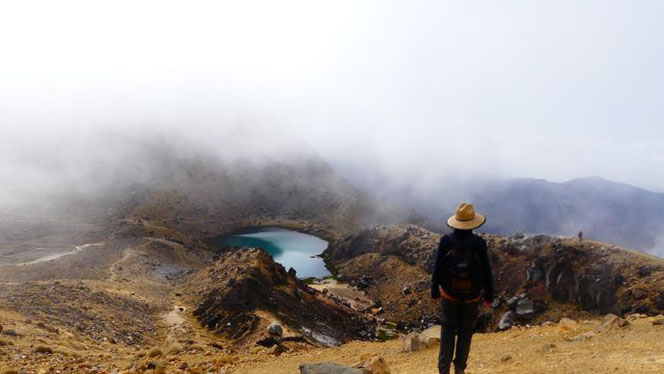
324,224,664,331
186,248,375,347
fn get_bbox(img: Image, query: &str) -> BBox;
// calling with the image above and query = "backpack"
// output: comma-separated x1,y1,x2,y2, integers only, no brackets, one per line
440,234,484,300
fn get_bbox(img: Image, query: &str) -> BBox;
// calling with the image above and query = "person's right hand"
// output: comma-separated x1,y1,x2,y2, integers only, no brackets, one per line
432,285,443,303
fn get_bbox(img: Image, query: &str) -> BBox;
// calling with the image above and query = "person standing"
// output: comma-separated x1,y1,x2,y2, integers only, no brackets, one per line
431,203,495,374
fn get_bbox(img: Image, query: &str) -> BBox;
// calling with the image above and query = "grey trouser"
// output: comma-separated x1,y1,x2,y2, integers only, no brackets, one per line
438,299,479,374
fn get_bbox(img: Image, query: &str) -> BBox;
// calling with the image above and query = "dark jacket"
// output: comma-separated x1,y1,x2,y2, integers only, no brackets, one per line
431,229,495,302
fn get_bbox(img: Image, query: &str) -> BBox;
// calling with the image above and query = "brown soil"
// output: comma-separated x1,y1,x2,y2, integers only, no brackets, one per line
233,315,664,373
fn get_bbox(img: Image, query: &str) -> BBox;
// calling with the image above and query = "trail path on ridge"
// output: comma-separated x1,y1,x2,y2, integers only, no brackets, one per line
233,316,664,374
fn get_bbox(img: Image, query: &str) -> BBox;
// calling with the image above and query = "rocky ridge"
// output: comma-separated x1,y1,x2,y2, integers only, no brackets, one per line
325,224,664,331
184,248,375,350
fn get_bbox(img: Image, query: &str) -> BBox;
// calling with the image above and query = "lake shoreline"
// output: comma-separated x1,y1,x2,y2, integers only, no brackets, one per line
210,227,332,279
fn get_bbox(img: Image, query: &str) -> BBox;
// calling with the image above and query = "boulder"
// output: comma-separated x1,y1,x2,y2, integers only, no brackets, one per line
419,335,440,349
597,314,629,333
400,332,421,352
516,298,535,316
419,325,441,339
557,317,578,331
498,312,515,331
506,296,521,309
268,321,284,337
299,363,363,374
354,356,391,374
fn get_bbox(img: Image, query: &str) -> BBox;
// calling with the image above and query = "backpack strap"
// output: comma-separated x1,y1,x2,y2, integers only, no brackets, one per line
451,232,483,265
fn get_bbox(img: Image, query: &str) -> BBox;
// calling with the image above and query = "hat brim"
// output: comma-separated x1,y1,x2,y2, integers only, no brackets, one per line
447,214,486,230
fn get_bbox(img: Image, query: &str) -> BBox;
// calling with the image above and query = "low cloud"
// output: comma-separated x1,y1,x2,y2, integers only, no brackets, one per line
1,1,663,207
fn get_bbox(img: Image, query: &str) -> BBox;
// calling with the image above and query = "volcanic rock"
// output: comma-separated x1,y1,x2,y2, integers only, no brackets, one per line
299,363,363,374
188,248,374,347
400,332,421,352
268,321,284,337
516,299,535,316
354,356,391,374
558,317,579,331
597,314,629,333
498,312,515,331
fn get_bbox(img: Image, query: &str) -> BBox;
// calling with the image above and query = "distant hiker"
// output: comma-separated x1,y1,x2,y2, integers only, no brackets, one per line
578,230,584,241
431,203,495,374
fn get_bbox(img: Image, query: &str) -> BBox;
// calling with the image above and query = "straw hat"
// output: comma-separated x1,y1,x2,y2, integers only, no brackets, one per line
447,202,486,230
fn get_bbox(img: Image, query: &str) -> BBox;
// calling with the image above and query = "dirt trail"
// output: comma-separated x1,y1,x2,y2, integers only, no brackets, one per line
233,316,664,374
107,241,153,282
162,305,191,343
15,242,105,266
108,248,136,282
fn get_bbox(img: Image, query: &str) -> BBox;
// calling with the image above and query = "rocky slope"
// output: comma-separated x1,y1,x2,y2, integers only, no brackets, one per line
325,224,664,331
0,241,376,372
232,313,664,373
2,220,664,372
183,248,375,349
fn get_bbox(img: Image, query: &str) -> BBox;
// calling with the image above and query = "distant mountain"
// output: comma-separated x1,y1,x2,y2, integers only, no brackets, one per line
394,176,664,252
469,177,664,251
347,175,664,253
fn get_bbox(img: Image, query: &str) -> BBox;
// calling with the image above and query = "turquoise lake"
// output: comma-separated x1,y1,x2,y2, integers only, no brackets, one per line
215,227,331,279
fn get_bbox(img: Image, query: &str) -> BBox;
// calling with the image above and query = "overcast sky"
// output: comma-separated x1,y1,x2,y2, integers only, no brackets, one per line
1,1,663,193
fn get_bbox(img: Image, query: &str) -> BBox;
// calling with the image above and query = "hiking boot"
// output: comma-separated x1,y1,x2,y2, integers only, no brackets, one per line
454,367,465,374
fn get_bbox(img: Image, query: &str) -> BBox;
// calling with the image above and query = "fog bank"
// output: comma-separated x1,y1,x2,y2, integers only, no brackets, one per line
1,1,663,205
